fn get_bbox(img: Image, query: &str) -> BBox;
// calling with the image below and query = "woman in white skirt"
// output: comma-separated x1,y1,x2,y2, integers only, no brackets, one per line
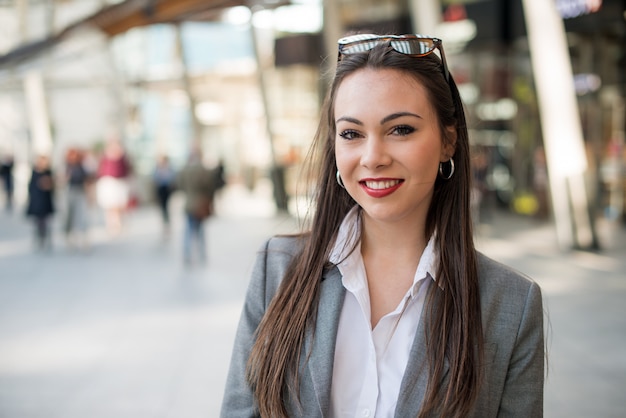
96,139,131,235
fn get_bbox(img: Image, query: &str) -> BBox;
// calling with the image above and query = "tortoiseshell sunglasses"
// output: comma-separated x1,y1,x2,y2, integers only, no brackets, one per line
337,34,450,82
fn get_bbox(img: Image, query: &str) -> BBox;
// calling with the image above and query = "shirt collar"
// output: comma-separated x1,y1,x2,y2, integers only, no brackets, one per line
411,236,437,296
329,206,438,296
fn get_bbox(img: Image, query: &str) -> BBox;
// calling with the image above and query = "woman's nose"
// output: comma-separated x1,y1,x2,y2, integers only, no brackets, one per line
360,137,391,169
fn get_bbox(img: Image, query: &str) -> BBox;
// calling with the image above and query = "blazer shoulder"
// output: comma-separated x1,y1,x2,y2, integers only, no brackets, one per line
262,234,305,269
477,251,538,293
249,235,305,305
265,234,304,255
476,251,543,330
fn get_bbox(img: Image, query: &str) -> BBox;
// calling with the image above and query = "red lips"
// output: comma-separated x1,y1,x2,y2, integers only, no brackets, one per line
359,178,404,198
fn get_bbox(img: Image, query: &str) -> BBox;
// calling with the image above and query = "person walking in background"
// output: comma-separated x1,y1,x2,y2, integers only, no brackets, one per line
81,149,99,210
471,145,491,226
533,145,549,220
96,138,132,235
0,152,14,212
175,148,216,266
26,155,55,251
221,34,544,417
213,159,227,196
63,147,91,250
152,154,176,238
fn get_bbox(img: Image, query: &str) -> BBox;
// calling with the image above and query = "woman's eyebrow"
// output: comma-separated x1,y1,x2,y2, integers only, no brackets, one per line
335,116,363,125
336,112,422,126
381,112,422,124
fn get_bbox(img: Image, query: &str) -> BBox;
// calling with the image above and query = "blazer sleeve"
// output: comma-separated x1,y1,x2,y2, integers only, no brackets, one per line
497,280,545,417
220,237,297,418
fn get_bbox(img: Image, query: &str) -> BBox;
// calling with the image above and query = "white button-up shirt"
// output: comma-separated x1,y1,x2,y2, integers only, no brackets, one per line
329,207,437,418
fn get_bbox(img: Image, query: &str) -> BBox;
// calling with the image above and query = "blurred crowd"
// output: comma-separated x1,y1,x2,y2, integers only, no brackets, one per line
0,138,225,265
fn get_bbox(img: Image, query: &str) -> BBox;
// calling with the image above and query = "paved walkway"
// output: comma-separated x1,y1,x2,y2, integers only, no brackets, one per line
0,184,624,418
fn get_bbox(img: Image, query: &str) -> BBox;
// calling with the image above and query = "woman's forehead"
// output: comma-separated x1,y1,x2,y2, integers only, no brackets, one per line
334,68,434,120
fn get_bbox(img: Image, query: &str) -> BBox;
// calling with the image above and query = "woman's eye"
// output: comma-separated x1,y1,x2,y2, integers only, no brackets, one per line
392,125,415,136
338,130,361,140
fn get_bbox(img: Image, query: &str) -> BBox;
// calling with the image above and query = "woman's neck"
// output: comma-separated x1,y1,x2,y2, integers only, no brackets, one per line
360,213,428,261
359,213,429,328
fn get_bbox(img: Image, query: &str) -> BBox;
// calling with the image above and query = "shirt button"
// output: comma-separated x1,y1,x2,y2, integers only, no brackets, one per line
362,409,371,417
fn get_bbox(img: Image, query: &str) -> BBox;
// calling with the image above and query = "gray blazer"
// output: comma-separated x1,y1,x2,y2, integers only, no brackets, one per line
221,236,544,417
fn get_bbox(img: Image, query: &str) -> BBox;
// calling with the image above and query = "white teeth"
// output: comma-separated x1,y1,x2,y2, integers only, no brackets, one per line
364,180,401,190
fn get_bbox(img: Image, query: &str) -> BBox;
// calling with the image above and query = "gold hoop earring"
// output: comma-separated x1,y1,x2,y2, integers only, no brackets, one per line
439,158,455,180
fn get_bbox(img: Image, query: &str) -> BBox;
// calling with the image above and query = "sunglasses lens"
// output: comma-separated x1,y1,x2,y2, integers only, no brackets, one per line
338,36,380,55
339,36,436,57
390,39,435,55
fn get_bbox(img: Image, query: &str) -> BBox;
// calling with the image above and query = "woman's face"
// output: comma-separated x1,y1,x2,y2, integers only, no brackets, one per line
334,68,454,225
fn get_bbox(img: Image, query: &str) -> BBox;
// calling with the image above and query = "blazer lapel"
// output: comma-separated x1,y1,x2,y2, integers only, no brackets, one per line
394,296,450,417
304,266,345,416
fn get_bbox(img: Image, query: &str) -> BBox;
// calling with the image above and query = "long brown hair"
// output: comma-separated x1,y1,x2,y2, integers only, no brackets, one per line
246,42,483,418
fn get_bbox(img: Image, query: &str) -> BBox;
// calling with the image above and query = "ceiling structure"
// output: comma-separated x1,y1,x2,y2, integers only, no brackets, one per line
0,0,290,68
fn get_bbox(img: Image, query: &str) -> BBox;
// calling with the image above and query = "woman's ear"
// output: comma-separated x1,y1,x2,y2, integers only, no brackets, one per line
440,126,457,161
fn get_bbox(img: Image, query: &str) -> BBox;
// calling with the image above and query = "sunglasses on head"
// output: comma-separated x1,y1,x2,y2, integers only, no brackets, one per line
337,34,450,82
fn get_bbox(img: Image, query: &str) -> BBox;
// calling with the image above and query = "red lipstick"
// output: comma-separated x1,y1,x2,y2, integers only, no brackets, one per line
359,178,404,198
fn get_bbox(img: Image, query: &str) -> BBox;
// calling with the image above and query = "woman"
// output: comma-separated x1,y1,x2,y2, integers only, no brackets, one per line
221,34,544,417
96,138,131,235
63,147,91,249
152,154,176,237
26,155,55,250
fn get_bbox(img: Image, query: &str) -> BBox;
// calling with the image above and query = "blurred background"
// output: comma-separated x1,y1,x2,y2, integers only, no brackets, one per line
0,0,624,417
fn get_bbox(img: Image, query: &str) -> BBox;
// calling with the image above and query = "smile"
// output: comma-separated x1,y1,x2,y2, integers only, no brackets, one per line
359,178,404,197
363,179,402,189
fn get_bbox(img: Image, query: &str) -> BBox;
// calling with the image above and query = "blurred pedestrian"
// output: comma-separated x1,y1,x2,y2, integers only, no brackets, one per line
152,154,176,237
533,145,549,220
0,152,14,212
222,34,544,417
96,138,132,235
175,148,216,265
26,155,55,251
471,145,491,226
214,159,227,194
63,147,91,250
81,149,99,208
